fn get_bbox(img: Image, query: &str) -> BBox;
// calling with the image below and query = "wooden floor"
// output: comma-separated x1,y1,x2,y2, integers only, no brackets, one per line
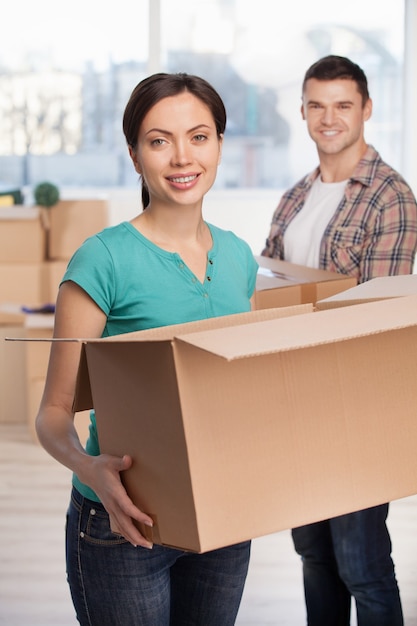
1,422,417,626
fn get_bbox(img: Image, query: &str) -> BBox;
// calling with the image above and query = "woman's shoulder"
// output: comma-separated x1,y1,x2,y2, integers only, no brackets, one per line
207,222,248,246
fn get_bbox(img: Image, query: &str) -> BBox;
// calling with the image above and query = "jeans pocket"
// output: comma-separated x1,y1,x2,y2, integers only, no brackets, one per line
80,501,128,547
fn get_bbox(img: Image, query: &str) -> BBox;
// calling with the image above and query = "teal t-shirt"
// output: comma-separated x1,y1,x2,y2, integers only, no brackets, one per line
63,221,258,501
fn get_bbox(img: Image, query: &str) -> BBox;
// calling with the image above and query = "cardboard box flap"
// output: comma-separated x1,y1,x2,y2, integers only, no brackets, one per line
93,304,313,342
72,304,312,412
73,345,93,412
317,274,417,309
255,255,351,283
175,294,417,360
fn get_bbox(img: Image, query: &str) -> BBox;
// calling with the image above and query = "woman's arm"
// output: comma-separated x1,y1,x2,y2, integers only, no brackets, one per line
36,281,154,548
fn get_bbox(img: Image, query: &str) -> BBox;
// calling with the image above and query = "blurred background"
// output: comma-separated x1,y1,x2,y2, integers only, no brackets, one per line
1,0,415,202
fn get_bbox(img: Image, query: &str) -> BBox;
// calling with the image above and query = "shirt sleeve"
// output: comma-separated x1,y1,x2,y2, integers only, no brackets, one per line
61,234,116,315
360,178,417,281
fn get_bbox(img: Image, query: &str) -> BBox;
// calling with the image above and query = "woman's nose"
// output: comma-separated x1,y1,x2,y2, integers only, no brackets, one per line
172,140,192,166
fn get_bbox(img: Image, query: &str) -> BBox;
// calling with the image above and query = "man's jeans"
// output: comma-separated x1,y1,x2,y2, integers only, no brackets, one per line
66,487,250,626
292,503,403,626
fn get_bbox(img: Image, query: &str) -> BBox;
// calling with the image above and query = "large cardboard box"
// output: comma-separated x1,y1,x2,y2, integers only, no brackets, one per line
316,274,417,309
70,296,417,553
0,207,46,263
47,199,108,260
0,263,49,307
255,255,356,309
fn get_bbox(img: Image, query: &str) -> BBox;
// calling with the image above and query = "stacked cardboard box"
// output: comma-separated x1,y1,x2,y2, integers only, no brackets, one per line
1,199,108,440
0,311,27,424
0,200,109,307
0,207,48,307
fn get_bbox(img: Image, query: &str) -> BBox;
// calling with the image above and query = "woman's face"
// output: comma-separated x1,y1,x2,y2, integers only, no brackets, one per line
130,91,223,209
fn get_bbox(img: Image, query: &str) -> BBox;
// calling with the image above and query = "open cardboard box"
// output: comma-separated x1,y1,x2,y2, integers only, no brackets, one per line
316,274,417,309
59,295,417,553
254,255,357,309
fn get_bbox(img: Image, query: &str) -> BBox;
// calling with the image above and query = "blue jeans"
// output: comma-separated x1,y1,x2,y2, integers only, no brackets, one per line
292,504,403,626
66,487,250,626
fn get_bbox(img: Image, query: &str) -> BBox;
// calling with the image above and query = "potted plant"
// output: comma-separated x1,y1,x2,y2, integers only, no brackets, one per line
33,181,60,208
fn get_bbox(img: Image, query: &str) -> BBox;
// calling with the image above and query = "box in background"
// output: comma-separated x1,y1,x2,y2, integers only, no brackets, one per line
0,311,27,424
0,207,46,263
0,263,49,307
47,199,109,260
72,296,417,553
46,261,68,304
254,255,357,309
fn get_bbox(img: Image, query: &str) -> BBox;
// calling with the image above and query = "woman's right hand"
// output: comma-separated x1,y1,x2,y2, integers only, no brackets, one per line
87,452,154,549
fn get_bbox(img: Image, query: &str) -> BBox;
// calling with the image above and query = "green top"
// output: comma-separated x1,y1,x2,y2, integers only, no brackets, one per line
63,221,258,501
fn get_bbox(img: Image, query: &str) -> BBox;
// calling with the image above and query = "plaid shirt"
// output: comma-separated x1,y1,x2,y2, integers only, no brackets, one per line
262,145,417,283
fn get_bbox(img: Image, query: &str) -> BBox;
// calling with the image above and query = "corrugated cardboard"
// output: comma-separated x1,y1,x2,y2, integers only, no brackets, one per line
47,199,108,260
254,255,357,309
0,263,49,307
69,296,417,553
316,274,417,309
0,312,27,423
0,207,46,263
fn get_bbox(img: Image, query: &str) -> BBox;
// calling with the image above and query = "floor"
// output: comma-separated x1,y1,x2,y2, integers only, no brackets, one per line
1,423,417,626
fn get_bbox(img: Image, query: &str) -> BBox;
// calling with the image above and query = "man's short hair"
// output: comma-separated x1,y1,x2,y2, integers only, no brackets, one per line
302,55,370,105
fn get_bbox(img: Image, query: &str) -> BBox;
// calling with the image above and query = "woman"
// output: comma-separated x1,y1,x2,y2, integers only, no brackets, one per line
35,72,258,626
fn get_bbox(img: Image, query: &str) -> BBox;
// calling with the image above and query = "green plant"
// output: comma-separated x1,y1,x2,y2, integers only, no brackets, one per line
34,181,60,208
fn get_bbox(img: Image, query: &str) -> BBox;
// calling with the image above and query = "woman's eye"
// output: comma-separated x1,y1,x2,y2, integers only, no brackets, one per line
194,134,207,142
151,138,165,146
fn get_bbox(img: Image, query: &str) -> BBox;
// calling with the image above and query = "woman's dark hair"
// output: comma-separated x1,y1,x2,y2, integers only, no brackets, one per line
123,73,227,209
302,55,370,105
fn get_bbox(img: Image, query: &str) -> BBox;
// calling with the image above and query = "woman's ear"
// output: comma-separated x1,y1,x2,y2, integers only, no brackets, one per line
218,134,224,165
128,146,141,175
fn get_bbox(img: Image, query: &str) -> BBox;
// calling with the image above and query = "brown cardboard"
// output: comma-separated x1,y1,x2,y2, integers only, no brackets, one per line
255,255,357,309
47,199,108,260
0,263,49,307
0,312,27,423
0,207,46,263
69,296,417,553
316,274,417,309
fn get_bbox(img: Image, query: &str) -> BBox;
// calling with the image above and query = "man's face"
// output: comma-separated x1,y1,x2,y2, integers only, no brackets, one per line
301,78,372,157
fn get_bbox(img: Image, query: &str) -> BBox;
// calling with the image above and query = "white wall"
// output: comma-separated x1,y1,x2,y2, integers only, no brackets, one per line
104,187,280,255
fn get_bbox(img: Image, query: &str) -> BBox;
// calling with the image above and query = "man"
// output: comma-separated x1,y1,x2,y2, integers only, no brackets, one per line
262,55,417,626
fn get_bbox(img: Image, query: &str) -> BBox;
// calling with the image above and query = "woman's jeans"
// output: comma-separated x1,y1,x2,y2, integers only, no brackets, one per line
292,503,403,626
66,487,251,626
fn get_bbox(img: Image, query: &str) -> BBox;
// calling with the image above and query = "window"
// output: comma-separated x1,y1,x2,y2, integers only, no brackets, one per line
0,0,406,193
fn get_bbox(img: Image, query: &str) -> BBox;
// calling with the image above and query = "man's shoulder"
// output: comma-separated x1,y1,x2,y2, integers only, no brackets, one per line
355,145,413,191
283,167,319,197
